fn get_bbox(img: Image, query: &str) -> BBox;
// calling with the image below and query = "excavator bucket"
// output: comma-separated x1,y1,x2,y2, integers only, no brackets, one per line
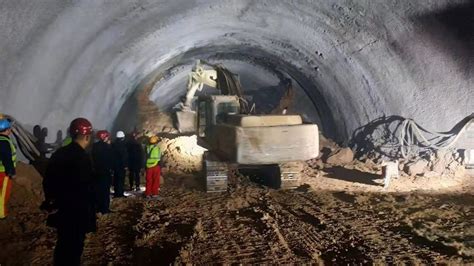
175,111,196,133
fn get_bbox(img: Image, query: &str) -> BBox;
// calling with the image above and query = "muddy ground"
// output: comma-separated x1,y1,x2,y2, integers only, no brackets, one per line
0,164,473,265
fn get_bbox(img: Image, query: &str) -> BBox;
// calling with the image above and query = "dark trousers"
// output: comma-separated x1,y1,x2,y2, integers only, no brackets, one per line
95,176,111,213
54,226,86,266
113,169,125,197
128,169,140,189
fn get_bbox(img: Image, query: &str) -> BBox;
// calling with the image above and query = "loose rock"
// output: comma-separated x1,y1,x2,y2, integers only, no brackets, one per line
325,148,354,165
404,160,428,176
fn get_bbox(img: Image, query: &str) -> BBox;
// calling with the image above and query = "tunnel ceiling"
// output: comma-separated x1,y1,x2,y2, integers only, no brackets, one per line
0,0,472,142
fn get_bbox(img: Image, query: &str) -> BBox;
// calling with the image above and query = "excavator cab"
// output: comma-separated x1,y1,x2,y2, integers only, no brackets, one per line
196,95,240,138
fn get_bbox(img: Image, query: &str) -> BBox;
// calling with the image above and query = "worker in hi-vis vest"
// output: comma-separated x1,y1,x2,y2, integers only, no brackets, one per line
0,118,16,219
145,135,161,198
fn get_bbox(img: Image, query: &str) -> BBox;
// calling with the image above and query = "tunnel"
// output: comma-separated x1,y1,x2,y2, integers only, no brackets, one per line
1,0,472,143
0,0,473,264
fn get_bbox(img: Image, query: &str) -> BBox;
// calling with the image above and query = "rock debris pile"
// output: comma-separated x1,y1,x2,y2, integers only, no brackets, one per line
311,133,467,179
158,135,207,174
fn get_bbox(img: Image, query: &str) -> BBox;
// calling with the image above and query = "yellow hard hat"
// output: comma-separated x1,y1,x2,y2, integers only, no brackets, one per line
149,135,159,144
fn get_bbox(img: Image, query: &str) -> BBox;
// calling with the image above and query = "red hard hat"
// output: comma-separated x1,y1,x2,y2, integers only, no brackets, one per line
69,118,93,136
96,130,110,141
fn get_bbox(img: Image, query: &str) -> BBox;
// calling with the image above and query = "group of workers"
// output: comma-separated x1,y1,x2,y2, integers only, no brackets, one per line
0,117,163,265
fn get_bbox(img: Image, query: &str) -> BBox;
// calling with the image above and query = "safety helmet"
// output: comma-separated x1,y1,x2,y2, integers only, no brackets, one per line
116,131,125,138
96,130,110,141
0,119,11,132
149,135,159,144
69,118,93,136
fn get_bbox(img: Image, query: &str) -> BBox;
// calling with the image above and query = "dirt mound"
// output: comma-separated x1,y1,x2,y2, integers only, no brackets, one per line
0,162,52,265
158,135,206,174
303,134,472,193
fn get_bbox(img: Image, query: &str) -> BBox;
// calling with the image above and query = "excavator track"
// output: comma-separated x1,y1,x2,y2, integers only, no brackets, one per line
278,162,304,189
204,152,229,192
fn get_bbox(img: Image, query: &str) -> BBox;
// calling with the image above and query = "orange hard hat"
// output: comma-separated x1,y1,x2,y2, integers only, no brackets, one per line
149,135,159,144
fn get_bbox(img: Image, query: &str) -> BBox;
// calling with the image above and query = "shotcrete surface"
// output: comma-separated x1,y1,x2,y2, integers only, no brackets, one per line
0,0,472,141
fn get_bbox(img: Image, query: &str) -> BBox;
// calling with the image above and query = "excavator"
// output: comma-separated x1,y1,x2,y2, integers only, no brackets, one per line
174,61,320,191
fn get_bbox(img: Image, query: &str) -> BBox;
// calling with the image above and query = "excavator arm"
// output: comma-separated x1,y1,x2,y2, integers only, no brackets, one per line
182,60,218,110
178,60,249,112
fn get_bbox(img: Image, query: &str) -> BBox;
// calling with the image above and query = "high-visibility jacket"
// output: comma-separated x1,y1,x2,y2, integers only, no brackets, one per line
0,136,16,172
146,145,161,168
62,136,72,147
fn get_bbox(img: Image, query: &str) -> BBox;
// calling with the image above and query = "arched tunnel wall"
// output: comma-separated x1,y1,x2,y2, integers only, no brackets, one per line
0,0,472,143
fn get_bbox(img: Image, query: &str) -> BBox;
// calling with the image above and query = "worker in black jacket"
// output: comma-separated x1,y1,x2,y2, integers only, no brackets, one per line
91,130,114,214
127,132,144,191
111,131,128,197
42,118,96,266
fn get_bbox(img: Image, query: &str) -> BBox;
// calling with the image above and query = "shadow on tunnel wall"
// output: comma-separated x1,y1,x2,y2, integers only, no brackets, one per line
412,0,474,75
349,115,406,160
113,90,140,134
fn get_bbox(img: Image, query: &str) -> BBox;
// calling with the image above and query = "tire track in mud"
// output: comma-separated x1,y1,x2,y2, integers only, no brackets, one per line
77,177,474,264
82,198,144,264
268,190,466,264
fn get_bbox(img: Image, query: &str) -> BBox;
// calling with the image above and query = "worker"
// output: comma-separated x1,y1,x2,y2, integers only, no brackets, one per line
127,132,144,192
112,131,128,198
91,130,114,214
62,136,72,147
0,118,16,219
145,135,161,198
62,128,72,147
41,118,96,265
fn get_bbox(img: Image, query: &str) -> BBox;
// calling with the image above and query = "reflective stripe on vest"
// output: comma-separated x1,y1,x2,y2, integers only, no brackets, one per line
146,145,161,168
0,136,17,172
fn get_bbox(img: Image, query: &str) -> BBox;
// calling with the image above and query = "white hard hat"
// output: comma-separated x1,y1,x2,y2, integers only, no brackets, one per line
116,131,125,138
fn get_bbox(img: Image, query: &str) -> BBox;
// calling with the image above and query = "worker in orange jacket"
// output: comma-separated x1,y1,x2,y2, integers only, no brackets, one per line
0,118,16,219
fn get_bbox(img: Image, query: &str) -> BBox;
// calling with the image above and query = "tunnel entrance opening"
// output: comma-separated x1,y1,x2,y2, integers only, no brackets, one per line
113,46,341,143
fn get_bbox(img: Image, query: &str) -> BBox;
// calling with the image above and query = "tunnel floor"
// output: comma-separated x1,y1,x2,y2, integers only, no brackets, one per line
2,169,473,265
